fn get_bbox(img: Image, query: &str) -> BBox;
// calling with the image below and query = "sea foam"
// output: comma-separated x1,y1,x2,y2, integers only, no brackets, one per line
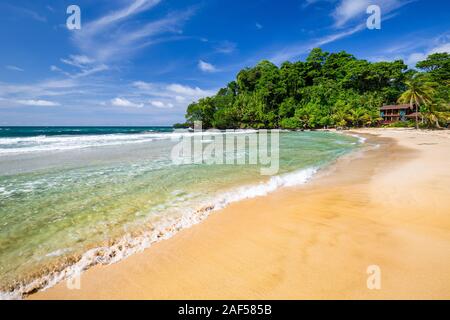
0,166,317,300
0,130,258,155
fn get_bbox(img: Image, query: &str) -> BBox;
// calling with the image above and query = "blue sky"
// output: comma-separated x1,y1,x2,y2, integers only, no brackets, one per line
0,0,449,126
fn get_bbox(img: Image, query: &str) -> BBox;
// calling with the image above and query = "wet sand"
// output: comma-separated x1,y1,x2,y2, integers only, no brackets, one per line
31,128,450,300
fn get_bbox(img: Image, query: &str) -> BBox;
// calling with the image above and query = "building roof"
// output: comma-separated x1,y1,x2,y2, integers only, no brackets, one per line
380,104,412,110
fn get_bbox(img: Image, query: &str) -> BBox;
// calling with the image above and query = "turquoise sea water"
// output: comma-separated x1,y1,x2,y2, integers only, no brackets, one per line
0,127,360,298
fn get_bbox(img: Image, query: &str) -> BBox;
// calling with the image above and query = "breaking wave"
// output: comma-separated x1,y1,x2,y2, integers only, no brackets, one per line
0,166,317,299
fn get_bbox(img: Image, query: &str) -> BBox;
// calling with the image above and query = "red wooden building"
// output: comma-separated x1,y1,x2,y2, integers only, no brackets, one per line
379,104,419,124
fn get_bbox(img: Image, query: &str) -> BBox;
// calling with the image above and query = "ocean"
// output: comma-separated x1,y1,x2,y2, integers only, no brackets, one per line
0,127,361,298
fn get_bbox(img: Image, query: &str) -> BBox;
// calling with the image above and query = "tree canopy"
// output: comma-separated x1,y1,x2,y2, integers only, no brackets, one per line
181,48,450,129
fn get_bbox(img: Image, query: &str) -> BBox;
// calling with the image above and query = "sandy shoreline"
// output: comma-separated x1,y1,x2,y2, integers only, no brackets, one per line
30,128,450,300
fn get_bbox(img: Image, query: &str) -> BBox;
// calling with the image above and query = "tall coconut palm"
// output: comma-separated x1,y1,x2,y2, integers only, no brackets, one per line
398,75,436,129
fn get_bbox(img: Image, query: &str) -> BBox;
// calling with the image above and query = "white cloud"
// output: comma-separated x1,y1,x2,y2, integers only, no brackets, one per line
215,41,237,54
0,77,215,124
50,65,74,78
406,42,450,67
270,23,365,64
16,99,60,106
304,0,410,28
198,60,217,72
73,65,109,78
429,43,450,55
84,0,162,34
166,83,214,97
303,0,340,8
333,0,370,27
0,79,78,97
268,1,411,65
5,65,24,72
150,100,174,108
56,55,108,78
371,32,450,67
5,4,47,23
405,53,427,67
132,81,156,91
150,100,165,108
111,98,144,108
132,81,215,109
71,0,195,63
61,55,95,68
332,0,410,28
0,1,197,123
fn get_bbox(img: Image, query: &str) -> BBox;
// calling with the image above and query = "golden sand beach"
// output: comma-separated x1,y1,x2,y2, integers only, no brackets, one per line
31,128,450,300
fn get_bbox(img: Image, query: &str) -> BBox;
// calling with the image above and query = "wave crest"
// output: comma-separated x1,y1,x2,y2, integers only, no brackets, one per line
0,166,317,299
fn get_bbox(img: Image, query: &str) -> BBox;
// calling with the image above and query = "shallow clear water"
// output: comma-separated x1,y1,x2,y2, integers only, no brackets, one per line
0,127,359,296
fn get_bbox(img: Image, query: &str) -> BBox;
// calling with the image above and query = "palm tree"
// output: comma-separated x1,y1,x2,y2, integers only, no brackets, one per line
398,75,436,129
424,99,450,128
366,108,383,127
349,108,369,127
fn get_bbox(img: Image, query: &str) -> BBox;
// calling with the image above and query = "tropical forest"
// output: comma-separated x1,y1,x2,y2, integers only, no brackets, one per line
177,48,450,129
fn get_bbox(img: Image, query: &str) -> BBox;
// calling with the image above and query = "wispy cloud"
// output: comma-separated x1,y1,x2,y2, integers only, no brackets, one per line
367,32,450,67
405,43,450,67
150,100,174,109
403,35,450,67
303,0,412,28
302,0,337,8
132,81,215,109
61,55,96,68
166,83,215,98
4,4,47,23
49,1,193,82
0,77,96,110
269,0,413,64
332,0,370,27
111,97,144,108
270,23,366,64
214,41,237,54
87,81,216,112
50,65,70,77
16,99,60,107
333,0,413,28
0,79,77,97
5,65,24,72
198,60,218,72
51,55,109,79
133,81,215,98
71,0,196,63
83,0,162,34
